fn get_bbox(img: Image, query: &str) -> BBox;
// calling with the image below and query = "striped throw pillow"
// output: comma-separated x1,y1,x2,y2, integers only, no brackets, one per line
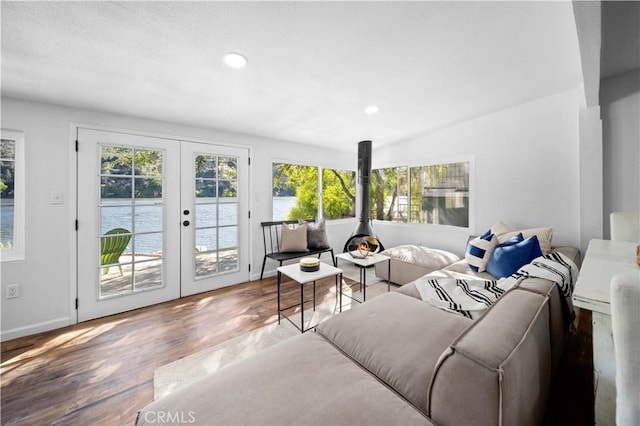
465,229,498,272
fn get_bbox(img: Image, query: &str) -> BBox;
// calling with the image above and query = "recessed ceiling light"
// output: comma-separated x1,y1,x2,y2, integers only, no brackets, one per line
223,52,248,69
365,105,380,115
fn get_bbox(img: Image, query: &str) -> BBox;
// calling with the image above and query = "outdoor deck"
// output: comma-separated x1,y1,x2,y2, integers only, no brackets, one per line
100,249,238,297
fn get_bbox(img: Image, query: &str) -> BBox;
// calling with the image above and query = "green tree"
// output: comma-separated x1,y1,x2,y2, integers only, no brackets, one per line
322,169,355,219
0,177,10,199
273,163,319,219
195,156,237,198
0,139,15,199
372,168,402,221
100,146,163,198
273,164,356,220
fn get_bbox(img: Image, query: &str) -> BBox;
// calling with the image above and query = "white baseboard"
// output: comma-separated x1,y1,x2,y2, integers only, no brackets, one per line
1,317,71,342
251,269,276,281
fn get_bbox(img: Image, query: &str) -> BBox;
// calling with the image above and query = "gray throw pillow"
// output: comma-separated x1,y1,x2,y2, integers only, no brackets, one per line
299,219,330,250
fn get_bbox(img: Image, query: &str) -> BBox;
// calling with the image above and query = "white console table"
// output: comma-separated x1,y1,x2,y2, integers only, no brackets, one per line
573,239,639,425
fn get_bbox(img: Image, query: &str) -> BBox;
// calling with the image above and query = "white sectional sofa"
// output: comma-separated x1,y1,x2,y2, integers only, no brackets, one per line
137,237,580,426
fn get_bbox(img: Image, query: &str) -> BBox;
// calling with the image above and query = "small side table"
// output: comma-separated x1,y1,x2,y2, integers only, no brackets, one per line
336,252,391,303
277,262,343,333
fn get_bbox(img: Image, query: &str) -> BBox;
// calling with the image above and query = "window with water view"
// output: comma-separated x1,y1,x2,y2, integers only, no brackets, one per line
272,162,355,221
1,131,24,259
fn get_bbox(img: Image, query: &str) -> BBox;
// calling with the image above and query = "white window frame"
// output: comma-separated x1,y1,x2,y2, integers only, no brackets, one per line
372,157,473,230
1,129,25,261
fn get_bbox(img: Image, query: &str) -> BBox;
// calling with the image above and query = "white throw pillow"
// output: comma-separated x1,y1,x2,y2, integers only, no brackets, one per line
465,230,498,273
490,220,513,237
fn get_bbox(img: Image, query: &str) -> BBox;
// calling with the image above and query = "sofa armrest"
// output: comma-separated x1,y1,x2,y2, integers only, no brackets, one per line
428,289,551,426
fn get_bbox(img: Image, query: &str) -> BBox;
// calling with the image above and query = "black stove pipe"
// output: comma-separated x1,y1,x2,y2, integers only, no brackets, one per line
354,140,374,236
343,140,384,252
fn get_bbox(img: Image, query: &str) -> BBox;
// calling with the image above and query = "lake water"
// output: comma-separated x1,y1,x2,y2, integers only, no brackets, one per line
272,196,296,221
0,197,297,251
0,201,14,247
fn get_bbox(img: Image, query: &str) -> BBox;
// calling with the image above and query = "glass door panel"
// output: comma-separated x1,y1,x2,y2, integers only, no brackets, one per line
193,154,238,278
99,146,164,298
77,129,180,322
181,142,248,296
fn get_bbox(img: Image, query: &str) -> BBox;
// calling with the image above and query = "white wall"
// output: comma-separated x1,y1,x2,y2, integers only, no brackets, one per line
0,88,589,340
579,101,604,254
0,97,356,341
372,89,582,256
600,69,640,238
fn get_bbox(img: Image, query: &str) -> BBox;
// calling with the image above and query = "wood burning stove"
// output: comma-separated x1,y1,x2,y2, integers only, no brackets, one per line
343,140,384,253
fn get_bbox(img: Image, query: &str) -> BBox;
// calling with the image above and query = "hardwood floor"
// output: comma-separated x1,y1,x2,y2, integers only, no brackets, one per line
1,277,593,425
1,276,342,425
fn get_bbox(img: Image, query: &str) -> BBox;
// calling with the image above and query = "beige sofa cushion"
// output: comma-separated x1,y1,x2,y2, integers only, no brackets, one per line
374,245,460,284
441,259,497,280
395,278,424,299
316,292,471,415
552,245,581,265
428,289,551,426
379,245,460,267
137,331,433,426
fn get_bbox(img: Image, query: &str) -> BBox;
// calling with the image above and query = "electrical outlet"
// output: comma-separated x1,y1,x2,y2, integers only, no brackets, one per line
6,284,19,299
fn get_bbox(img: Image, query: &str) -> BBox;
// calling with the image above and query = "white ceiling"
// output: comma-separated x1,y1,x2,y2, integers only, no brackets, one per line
1,1,583,151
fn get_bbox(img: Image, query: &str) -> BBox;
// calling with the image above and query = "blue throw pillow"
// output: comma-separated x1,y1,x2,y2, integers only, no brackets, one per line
465,229,498,273
499,232,525,246
486,235,543,278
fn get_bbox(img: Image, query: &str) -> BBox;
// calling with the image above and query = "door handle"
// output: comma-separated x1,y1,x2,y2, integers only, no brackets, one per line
183,220,190,227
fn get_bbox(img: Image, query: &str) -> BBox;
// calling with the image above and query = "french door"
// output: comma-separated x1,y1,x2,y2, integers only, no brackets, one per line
180,141,249,296
76,128,249,321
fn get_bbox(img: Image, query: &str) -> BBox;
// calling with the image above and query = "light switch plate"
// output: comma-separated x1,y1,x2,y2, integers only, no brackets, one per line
50,192,64,204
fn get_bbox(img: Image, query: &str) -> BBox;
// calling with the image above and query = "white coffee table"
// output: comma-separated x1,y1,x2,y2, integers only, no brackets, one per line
277,262,343,333
336,252,391,302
